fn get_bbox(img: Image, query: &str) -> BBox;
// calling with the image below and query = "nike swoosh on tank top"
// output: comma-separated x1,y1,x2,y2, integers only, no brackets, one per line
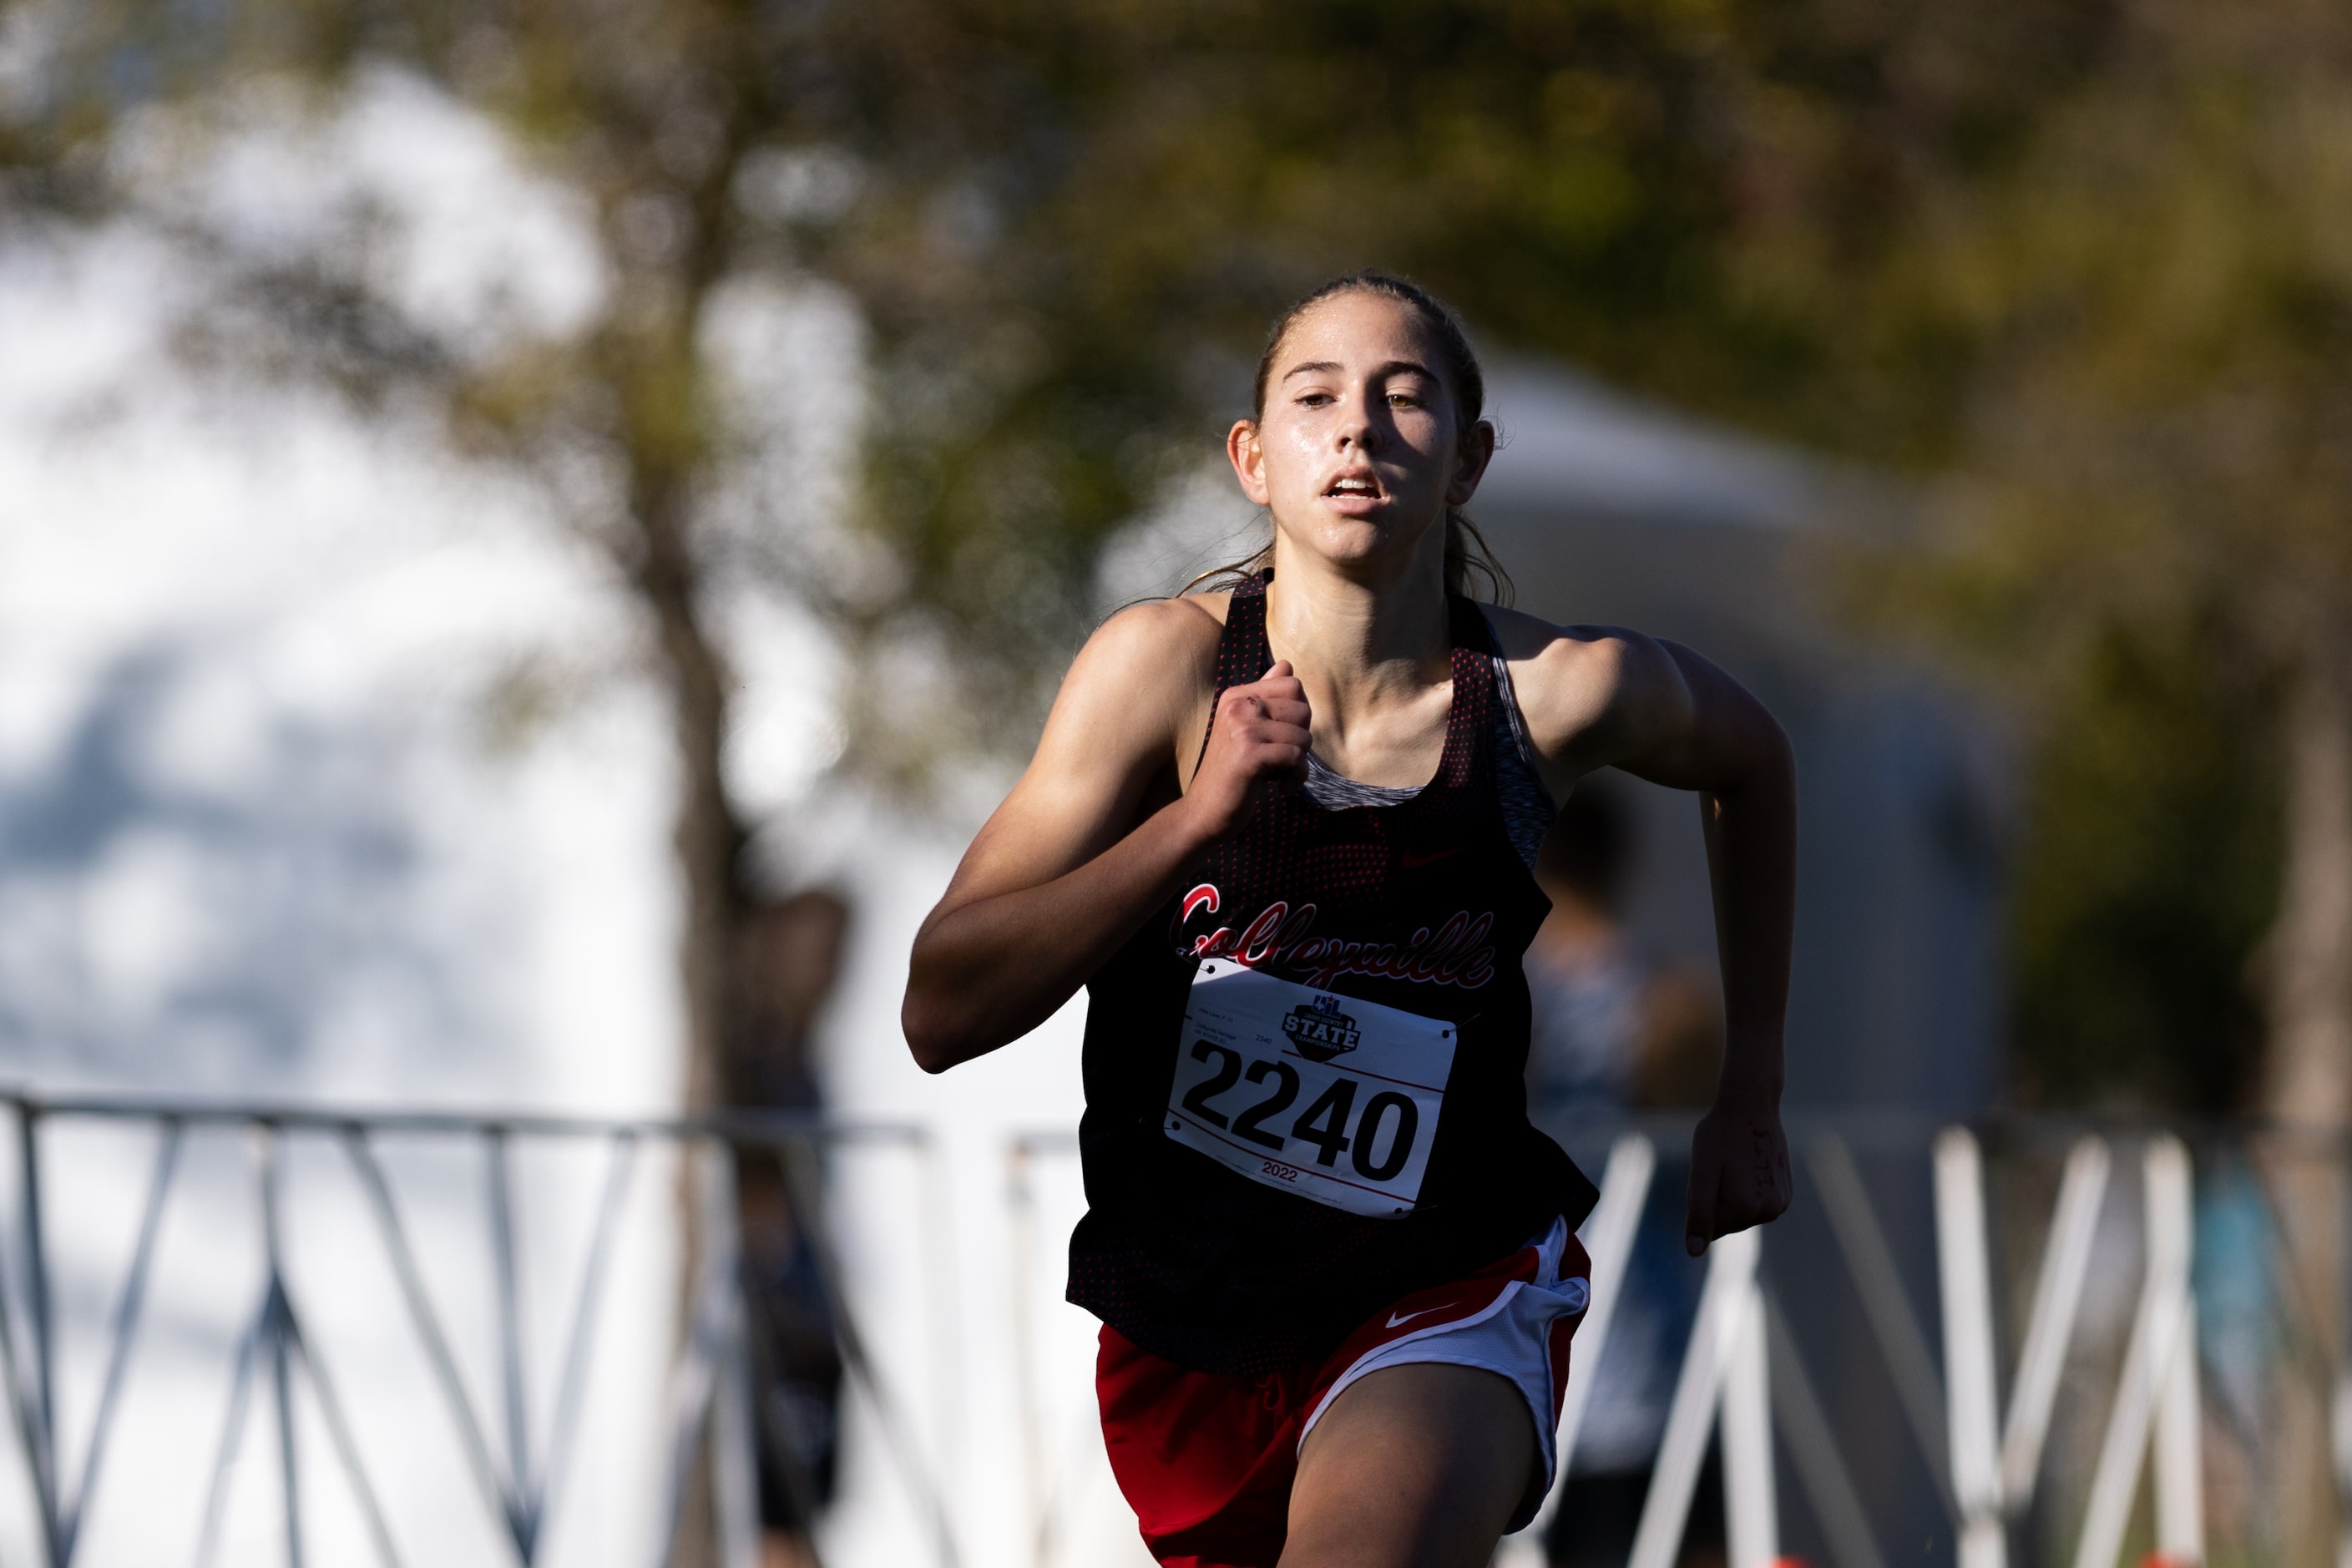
1066,571,1601,1376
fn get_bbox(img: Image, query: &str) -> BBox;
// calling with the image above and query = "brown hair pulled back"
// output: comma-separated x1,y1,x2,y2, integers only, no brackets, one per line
1190,270,1512,604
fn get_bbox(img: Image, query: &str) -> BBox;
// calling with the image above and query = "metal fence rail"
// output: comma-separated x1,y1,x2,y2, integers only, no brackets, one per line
1010,1113,2352,1568
1536,1118,2349,1568
13,1091,2352,1568
0,1087,959,1568
1501,1127,2204,1568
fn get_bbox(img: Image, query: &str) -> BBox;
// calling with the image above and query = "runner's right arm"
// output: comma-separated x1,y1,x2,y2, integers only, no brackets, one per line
903,599,1310,1073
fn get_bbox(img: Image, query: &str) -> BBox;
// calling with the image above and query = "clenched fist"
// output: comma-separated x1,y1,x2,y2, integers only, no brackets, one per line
1181,662,1313,842
1683,1090,1792,1256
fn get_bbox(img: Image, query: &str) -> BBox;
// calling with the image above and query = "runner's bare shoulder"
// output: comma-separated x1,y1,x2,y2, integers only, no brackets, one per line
1477,604,1683,780
1041,590,1230,782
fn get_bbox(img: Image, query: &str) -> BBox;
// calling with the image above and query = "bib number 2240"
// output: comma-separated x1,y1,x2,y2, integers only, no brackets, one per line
1163,960,1458,1217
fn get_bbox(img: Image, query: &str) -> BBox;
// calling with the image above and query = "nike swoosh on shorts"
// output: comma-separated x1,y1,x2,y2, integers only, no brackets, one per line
1385,1302,1464,1329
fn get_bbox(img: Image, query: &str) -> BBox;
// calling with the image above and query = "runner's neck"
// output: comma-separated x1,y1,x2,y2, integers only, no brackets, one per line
1261,555,1454,780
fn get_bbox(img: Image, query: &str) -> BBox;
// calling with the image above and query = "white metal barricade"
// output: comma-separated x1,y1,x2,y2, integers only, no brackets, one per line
1502,1125,2212,1568
0,1088,964,1568
19,1093,2352,1568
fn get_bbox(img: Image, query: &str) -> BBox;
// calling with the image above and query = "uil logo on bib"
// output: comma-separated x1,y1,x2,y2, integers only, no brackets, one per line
1165,961,1458,1217
1282,995,1359,1063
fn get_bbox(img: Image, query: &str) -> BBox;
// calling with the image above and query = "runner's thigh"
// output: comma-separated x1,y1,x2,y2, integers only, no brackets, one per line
1281,1361,1537,1568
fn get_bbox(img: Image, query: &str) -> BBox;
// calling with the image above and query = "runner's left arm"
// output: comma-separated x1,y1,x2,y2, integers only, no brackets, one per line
1503,620,1797,1255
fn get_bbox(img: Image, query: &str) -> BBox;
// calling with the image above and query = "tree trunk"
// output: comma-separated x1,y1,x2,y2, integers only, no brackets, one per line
2264,665,2352,1133
2262,661,2352,1565
636,483,745,1115
620,87,765,1566
630,474,748,1568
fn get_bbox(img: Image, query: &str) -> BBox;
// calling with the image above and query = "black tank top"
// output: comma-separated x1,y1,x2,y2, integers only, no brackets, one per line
1066,574,1601,1375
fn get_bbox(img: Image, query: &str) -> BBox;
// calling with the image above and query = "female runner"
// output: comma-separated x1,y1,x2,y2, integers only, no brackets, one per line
903,271,1796,1568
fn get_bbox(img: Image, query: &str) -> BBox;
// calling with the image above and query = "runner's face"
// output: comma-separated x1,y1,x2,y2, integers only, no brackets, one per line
1230,291,1490,576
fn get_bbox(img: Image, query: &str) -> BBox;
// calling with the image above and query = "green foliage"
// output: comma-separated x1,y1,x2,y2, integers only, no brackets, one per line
802,0,2130,759
2007,620,2279,1110
0,0,2133,757
1878,0,2352,1109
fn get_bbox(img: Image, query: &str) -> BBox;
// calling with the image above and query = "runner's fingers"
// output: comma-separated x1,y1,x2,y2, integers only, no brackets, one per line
1247,665,1308,702
1254,741,1308,778
1232,690,1308,730
1228,718,1306,751
1714,1153,1792,1235
1255,695,1312,726
1683,1151,1722,1257
1758,1146,1793,1220
1731,1132,1790,1224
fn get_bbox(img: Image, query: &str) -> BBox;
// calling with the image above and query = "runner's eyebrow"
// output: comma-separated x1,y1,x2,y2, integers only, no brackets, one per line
1280,359,1439,384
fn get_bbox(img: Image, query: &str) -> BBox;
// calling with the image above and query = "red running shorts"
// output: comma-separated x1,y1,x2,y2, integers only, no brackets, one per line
1095,1216,1591,1568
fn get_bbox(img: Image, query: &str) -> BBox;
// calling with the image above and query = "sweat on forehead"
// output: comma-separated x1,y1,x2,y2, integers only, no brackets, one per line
1251,271,1486,424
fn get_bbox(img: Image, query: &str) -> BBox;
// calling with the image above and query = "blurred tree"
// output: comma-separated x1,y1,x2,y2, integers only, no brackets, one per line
1920,0,2352,1139
5,0,871,1125
807,0,2122,754
5,8,862,1562
1859,5,2352,1545
2001,620,2279,1110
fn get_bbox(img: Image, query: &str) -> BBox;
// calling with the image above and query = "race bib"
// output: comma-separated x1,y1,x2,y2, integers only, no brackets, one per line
1164,959,1459,1217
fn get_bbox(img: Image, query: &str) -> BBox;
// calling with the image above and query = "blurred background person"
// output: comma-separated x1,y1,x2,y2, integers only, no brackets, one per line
1525,783,1721,1118
1524,782,1726,1568
726,890,853,1568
